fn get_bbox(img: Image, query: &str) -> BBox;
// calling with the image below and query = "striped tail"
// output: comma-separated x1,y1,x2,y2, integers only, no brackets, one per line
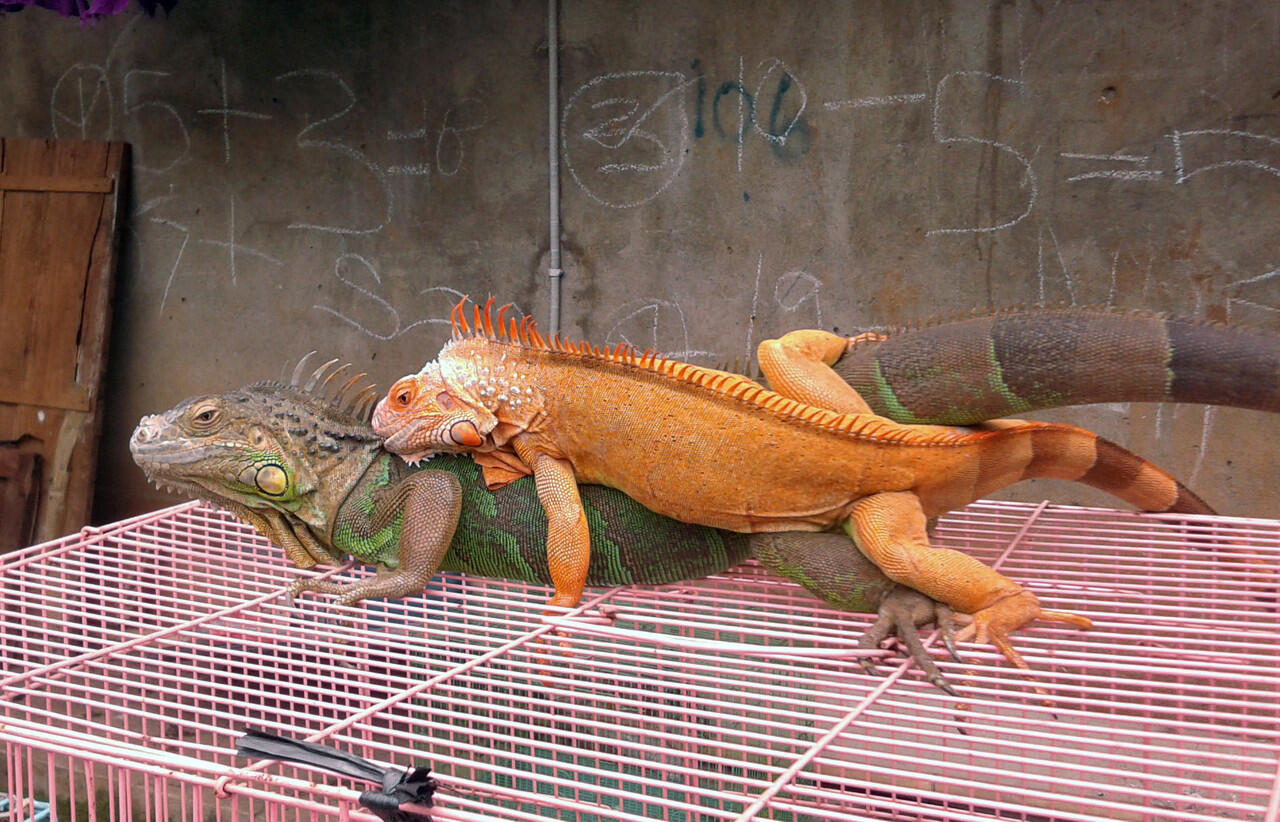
1020,425,1215,515
836,308,1280,425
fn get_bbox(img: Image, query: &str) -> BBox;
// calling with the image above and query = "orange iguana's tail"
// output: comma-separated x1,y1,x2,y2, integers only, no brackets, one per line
915,421,1215,517
1019,425,1214,515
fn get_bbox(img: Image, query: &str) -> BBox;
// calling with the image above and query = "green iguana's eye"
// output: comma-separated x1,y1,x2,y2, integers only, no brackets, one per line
254,464,289,496
189,403,221,429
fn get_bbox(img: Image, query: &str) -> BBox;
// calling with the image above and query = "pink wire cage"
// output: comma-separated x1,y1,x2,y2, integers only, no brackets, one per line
2,498,1279,821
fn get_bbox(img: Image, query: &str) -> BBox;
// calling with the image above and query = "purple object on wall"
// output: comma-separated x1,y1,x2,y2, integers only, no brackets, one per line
0,0,175,19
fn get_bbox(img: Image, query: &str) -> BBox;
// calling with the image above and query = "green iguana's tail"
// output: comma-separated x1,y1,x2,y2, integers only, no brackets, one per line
836,308,1280,426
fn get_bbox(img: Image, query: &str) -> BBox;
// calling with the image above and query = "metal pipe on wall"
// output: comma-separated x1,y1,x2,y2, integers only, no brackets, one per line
546,0,563,337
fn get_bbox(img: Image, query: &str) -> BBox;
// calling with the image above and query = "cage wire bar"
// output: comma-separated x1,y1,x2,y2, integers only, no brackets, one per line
2,499,1279,821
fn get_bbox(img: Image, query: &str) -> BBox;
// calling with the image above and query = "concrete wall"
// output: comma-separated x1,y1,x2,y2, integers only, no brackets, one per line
0,0,1277,524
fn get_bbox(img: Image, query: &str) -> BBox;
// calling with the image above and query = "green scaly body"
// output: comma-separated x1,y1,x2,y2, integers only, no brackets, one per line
336,451,751,589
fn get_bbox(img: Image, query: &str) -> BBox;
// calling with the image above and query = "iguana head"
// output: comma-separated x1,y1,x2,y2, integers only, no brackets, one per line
372,360,498,464
131,360,383,545
131,387,314,512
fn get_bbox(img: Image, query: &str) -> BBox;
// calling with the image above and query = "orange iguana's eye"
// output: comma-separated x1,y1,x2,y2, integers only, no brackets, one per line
388,379,416,410
436,392,455,410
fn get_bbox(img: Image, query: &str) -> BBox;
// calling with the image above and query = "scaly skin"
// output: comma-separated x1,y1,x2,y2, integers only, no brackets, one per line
372,299,1216,673
130,376,963,692
832,307,1280,425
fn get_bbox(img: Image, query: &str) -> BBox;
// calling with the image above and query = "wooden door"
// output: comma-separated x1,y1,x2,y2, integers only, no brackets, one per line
0,138,128,549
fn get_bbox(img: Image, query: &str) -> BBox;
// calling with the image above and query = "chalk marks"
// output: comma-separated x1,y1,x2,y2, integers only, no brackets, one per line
823,93,927,110
275,69,393,235
1035,223,1077,305
50,64,113,140
1060,130,1280,188
773,270,824,327
314,254,435,341
1171,128,1280,184
312,261,500,342
602,257,826,373
385,97,489,179
195,193,283,286
562,71,693,208
603,298,716,360
1060,152,1162,182
1225,265,1280,318
562,60,817,206
197,60,271,165
123,69,191,174
928,72,1038,236
750,58,809,156
149,217,191,316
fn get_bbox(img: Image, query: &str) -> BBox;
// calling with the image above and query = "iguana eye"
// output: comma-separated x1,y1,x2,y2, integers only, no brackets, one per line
190,404,221,428
388,379,417,410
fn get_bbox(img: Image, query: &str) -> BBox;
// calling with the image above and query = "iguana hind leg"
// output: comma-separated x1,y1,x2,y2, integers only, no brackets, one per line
844,490,1092,672
757,329,876,415
290,470,462,606
752,531,959,694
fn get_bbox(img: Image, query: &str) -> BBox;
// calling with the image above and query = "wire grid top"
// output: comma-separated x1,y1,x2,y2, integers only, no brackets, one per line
2,500,1279,822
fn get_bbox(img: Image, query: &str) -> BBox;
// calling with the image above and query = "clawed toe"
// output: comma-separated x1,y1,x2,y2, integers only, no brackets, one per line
958,591,1092,676
857,585,961,694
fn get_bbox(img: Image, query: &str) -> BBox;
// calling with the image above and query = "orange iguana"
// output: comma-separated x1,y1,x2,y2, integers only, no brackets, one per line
370,299,1216,670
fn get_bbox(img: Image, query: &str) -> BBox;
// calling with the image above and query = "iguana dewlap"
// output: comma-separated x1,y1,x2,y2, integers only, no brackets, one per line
372,299,1212,669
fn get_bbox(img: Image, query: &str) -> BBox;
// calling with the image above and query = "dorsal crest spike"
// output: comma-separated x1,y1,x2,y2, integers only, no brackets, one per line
289,351,318,387
321,362,352,397
481,296,496,337
497,304,511,338
304,358,341,392
336,372,368,407
451,297,471,336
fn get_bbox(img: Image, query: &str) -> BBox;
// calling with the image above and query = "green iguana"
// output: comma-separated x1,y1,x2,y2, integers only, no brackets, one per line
129,372,963,690
370,299,1221,672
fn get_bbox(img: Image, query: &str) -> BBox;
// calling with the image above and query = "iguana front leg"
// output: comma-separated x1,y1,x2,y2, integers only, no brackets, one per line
844,490,1092,672
290,471,462,606
514,441,591,609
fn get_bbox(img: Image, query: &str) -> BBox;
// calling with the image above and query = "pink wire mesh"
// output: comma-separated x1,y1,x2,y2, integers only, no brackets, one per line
2,499,1278,821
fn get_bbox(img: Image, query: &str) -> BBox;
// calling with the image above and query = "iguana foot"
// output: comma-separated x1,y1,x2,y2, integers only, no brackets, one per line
956,590,1092,670
288,572,431,607
859,584,961,695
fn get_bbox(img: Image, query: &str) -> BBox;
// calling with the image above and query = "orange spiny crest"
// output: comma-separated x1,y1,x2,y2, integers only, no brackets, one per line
484,297,498,337
448,297,972,447
451,297,471,337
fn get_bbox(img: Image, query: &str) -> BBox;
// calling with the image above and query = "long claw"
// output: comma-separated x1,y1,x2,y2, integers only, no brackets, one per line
935,604,962,662
954,591,1092,706
858,585,960,694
